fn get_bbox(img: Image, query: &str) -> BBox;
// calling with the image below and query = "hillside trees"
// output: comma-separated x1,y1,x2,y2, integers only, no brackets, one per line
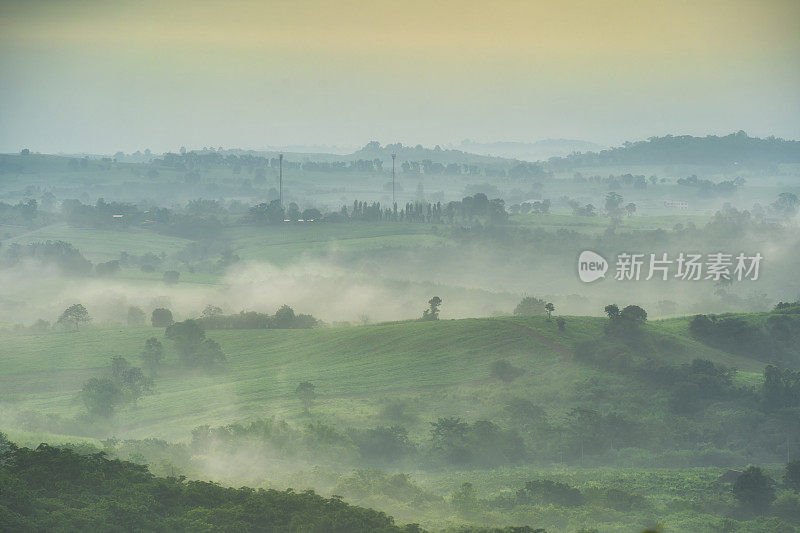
0,442,417,532
762,366,800,411
514,296,547,316
604,303,647,338
81,357,153,419
690,313,800,363
140,337,164,376
196,307,318,330
786,461,800,492
430,417,525,467
110,356,153,404
165,319,225,370
57,303,91,331
80,378,123,419
1,240,92,275
296,381,316,415
732,466,776,515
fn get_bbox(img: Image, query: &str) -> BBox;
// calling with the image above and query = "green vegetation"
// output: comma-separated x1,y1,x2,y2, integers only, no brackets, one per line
0,439,424,532
3,306,800,531
2,135,800,531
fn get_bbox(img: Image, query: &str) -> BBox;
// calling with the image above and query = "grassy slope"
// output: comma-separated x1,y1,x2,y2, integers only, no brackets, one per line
3,221,451,267
0,315,766,442
4,223,193,262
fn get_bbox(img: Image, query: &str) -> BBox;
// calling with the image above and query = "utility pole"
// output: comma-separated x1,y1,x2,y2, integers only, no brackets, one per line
391,152,396,210
279,153,283,206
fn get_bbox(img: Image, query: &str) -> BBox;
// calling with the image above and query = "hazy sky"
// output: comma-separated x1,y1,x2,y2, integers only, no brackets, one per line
1,0,799,154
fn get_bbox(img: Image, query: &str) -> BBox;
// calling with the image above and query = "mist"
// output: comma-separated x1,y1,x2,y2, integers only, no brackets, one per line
3,1,800,531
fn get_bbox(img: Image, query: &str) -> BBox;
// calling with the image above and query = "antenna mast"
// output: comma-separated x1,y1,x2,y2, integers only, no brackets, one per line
391,152,396,208
279,153,283,206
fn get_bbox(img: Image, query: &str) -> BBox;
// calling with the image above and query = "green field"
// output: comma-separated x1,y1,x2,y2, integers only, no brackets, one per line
0,314,765,441
4,223,193,262
1,313,788,532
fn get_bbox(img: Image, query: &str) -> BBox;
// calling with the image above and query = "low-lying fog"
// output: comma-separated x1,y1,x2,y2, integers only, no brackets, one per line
2,222,798,328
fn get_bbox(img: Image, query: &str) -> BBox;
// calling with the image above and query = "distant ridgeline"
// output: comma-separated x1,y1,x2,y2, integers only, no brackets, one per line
547,132,800,168
196,306,318,330
153,142,552,179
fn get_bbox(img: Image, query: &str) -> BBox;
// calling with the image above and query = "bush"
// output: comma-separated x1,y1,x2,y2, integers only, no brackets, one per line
491,359,524,383
516,479,584,507
584,487,648,511
514,296,547,316
151,308,173,327
733,466,776,514
349,426,416,463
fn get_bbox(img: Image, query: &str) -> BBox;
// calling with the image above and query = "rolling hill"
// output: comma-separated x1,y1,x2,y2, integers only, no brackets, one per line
0,314,767,442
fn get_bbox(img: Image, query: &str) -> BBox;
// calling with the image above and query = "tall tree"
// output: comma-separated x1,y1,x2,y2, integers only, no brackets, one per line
140,337,164,376
422,296,442,321
296,381,316,415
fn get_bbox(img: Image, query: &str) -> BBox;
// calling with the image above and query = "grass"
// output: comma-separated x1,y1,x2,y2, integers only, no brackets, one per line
0,315,771,441
509,212,711,234
4,223,193,262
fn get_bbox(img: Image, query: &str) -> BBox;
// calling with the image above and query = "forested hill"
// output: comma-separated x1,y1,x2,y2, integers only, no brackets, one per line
547,132,800,168
0,436,541,533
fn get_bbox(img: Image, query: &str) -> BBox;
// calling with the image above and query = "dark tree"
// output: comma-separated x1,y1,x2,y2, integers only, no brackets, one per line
57,304,91,331
604,304,620,320
620,305,647,324
422,296,442,321
196,338,226,369
544,302,555,320
95,260,120,277
273,305,296,328
733,466,776,514
151,308,173,327
202,305,223,318
81,377,123,419
140,337,164,376
110,356,152,403
786,461,800,492
296,381,316,415
514,296,547,316
165,319,205,360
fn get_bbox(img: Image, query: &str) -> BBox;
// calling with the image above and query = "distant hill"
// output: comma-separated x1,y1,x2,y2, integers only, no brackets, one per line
349,141,515,166
547,131,800,168
457,139,606,161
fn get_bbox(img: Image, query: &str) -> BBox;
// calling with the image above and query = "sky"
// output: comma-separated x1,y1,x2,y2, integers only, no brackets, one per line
1,0,799,154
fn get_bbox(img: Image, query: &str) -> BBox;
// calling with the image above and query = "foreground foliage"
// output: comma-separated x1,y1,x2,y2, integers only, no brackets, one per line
0,441,421,532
